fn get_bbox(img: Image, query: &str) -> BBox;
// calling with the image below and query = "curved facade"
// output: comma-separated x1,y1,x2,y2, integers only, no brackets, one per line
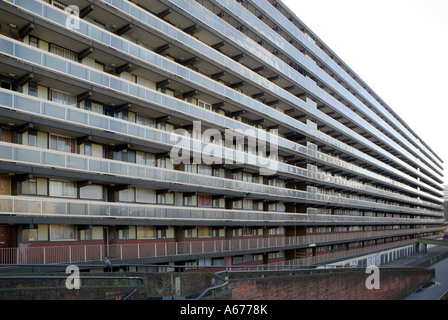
0,0,444,268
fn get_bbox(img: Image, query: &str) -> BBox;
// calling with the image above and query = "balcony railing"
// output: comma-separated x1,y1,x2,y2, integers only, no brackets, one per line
1,88,442,210
0,228,440,265
0,1,442,198
0,141,443,218
0,195,444,225
281,239,421,267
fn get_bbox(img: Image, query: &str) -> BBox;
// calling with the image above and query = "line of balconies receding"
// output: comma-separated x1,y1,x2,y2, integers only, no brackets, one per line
0,27,442,204
0,79,440,210
0,0,444,201
154,0,443,188
3,0,443,198
0,90,444,217
0,228,440,265
0,87,443,212
283,238,424,267
260,0,444,173
153,0,444,185
0,141,444,220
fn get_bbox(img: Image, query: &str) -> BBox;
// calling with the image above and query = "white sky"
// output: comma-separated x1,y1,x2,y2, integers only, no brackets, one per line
281,0,448,185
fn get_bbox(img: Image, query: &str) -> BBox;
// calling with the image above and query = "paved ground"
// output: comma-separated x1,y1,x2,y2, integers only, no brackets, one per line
384,245,448,300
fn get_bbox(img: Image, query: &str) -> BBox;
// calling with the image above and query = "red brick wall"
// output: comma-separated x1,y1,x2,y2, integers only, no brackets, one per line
228,268,434,300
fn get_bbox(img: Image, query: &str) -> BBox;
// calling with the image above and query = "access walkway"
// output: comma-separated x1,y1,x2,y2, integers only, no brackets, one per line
384,245,448,300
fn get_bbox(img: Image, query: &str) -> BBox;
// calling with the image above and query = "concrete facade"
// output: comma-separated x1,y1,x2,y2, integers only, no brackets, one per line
0,0,444,270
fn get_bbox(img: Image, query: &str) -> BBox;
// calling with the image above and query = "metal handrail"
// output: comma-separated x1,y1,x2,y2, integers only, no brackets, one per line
0,228,442,265
0,275,144,285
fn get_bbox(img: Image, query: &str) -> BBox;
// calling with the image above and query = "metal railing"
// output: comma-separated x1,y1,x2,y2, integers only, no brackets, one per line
0,227,441,265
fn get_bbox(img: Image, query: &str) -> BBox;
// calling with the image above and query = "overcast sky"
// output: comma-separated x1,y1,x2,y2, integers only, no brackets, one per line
281,0,448,185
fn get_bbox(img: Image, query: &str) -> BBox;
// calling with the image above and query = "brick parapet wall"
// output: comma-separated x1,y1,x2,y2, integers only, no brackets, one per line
0,268,434,300
227,268,435,300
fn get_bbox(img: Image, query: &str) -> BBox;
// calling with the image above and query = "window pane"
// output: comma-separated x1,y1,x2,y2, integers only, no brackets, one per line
22,228,38,241
137,226,155,239
50,225,76,241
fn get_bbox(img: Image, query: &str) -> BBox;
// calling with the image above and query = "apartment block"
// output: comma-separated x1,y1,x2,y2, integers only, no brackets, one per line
0,0,444,270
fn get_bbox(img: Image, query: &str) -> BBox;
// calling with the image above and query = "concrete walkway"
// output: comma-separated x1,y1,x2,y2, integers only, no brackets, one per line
384,245,448,300
404,254,448,300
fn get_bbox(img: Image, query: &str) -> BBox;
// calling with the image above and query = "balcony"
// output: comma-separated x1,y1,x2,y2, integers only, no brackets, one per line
0,227,439,265
0,0,442,196
0,88,442,208
0,189,443,225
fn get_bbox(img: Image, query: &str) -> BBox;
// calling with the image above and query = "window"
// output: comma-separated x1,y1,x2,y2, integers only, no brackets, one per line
21,225,49,242
21,130,37,147
183,195,197,206
213,168,224,177
232,171,243,181
114,149,136,163
212,258,225,267
118,226,136,240
118,188,135,203
137,226,155,239
198,226,211,237
49,43,77,61
184,228,197,238
79,226,103,240
198,100,211,111
253,202,262,211
0,128,11,142
45,0,68,11
50,225,76,241
136,114,156,128
184,164,195,173
0,81,11,90
254,254,263,261
79,143,91,156
242,172,252,182
157,227,172,239
49,180,76,198
198,195,211,207
198,164,212,176
20,178,48,196
22,179,37,195
157,192,174,205
28,82,38,96
268,251,284,259
50,89,76,107
50,134,75,153
212,228,224,237
232,256,243,264
212,198,224,208
135,188,156,204
80,100,103,114
158,158,166,168
104,106,115,117
243,227,253,236
268,227,285,236
91,102,104,114
79,185,103,200
29,36,39,48
232,200,242,209
136,152,156,166
22,228,37,242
